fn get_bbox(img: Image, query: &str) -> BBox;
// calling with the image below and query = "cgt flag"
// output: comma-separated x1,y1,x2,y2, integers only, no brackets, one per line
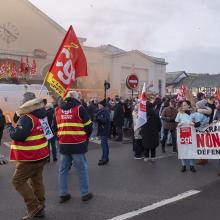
46,25,87,97
134,83,147,131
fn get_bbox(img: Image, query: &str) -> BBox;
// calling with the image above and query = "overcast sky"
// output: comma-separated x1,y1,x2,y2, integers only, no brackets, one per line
30,0,220,74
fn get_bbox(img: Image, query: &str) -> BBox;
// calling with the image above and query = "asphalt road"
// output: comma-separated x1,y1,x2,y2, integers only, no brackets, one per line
1,132,220,220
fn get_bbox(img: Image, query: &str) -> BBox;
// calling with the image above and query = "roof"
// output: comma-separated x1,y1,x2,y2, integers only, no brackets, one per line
166,71,188,85
167,73,220,88
97,44,125,55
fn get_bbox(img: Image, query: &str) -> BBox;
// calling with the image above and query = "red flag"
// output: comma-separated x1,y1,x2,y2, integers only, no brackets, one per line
46,25,87,97
24,56,29,74
19,56,24,77
11,60,17,78
177,84,186,101
30,59,37,77
134,83,147,131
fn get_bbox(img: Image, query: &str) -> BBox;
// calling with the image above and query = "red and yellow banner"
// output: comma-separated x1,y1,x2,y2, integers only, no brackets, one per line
46,25,87,97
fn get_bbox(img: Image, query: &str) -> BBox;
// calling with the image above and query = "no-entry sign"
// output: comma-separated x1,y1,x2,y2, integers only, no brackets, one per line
126,74,139,89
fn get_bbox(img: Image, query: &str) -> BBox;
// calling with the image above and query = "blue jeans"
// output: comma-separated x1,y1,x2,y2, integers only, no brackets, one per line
48,136,57,160
181,159,195,166
59,153,89,197
100,136,109,161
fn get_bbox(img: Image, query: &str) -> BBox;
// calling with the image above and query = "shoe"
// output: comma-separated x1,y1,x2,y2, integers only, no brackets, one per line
98,160,108,166
150,158,156,162
82,193,93,202
172,149,178,154
22,205,43,220
167,143,172,146
59,194,71,203
144,157,150,162
34,209,45,218
134,156,144,160
181,166,186,172
190,166,196,172
53,158,58,162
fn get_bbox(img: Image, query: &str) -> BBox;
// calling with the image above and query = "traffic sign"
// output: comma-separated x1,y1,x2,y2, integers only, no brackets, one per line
126,74,139,89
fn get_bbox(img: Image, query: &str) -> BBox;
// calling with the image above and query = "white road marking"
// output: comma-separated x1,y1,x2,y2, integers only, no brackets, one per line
108,190,200,220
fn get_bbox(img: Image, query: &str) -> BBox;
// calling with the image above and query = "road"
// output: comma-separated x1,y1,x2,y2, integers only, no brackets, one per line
0,132,220,220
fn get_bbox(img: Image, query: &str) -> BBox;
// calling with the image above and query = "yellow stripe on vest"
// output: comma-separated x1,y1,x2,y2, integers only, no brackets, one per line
11,142,48,150
26,134,45,141
57,123,84,128
84,120,92,126
58,131,86,135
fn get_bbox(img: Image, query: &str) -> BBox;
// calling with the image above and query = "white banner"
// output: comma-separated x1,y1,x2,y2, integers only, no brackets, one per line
39,117,54,140
177,122,220,159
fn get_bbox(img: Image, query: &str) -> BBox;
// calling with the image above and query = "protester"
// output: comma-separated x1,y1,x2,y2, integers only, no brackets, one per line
113,97,124,141
132,104,144,159
161,99,178,153
95,99,111,165
55,91,93,203
88,98,99,140
108,100,116,139
142,102,161,162
175,100,196,172
8,92,49,219
0,108,6,145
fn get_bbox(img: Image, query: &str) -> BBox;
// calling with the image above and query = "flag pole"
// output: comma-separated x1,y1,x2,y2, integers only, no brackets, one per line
38,71,49,97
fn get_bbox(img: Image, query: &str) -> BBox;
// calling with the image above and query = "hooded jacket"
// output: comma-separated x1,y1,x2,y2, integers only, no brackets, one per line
9,99,48,142
55,97,93,154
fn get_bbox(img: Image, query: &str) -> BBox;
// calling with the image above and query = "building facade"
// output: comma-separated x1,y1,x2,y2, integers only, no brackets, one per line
0,0,167,99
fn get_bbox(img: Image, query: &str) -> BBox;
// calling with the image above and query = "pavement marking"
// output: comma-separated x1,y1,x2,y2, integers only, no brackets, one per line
108,190,201,220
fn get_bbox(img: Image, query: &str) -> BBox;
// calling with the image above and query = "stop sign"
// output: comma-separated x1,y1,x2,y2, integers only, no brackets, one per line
126,74,139,89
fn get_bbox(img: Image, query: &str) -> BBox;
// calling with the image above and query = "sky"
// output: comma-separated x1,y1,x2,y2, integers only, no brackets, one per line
29,0,220,74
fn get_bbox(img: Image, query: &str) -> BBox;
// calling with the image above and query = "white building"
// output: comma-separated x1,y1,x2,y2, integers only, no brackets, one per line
0,0,167,99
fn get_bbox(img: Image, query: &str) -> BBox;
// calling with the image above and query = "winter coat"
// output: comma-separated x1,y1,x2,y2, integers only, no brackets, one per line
141,103,161,149
96,107,111,137
161,106,178,130
55,97,93,155
0,112,6,131
113,102,124,127
88,102,99,121
9,98,48,142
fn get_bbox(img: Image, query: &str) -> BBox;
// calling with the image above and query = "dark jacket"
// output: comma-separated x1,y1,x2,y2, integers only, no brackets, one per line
9,107,47,142
96,107,111,137
113,101,124,127
141,102,161,149
161,106,178,130
0,111,6,130
88,102,99,121
56,97,93,155
207,103,216,123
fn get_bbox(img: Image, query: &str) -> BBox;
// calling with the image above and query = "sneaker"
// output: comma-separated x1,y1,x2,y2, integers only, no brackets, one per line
190,166,196,172
22,205,43,220
181,166,186,172
144,157,150,162
53,158,58,162
98,160,109,166
82,193,93,202
150,158,156,162
172,149,178,154
59,194,71,203
34,209,45,218
134,156,144,160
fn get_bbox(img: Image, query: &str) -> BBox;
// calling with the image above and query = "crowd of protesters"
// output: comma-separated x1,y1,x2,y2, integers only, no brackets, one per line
1,89,220,218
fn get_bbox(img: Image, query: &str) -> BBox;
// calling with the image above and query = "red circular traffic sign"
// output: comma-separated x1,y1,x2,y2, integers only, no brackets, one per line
126,74,139,89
